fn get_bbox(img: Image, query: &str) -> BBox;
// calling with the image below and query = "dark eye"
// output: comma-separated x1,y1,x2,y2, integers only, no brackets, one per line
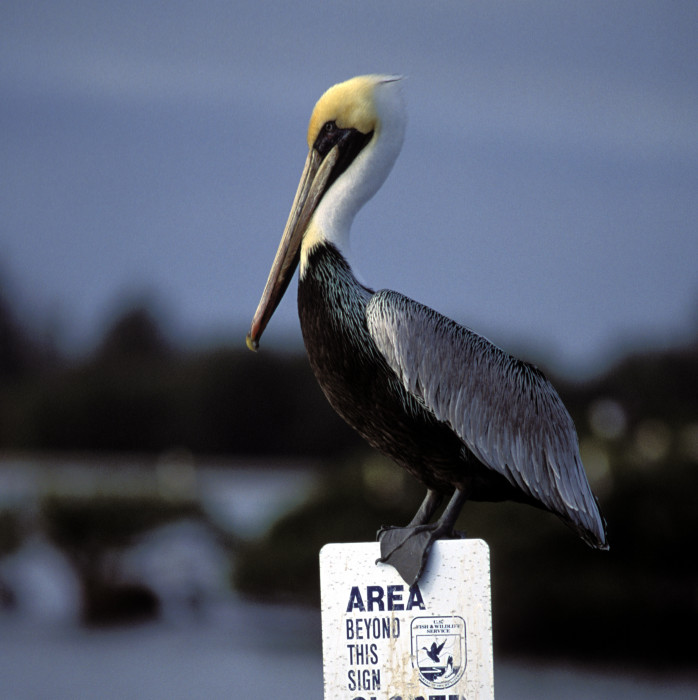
313,120,344,156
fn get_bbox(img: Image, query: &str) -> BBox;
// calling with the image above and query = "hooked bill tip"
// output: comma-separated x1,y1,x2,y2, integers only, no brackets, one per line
246,333,259,352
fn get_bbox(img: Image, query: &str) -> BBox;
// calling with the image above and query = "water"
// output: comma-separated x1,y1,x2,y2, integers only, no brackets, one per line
0,603,321,700
1,603,695,700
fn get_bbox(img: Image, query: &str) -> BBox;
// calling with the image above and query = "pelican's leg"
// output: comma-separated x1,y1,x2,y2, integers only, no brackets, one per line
377,488,443,541
406,489,444,527
377,489,467,586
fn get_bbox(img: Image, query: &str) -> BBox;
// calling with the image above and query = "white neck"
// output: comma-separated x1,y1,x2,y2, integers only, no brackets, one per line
300,82,406,276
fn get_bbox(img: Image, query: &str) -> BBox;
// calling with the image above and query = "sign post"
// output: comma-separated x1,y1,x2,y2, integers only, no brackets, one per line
320,539,494,700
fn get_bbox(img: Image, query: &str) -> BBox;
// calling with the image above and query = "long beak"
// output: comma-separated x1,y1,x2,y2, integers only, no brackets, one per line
246,145,340,351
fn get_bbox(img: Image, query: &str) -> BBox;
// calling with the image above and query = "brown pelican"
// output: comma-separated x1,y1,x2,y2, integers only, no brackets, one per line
246,75,608,585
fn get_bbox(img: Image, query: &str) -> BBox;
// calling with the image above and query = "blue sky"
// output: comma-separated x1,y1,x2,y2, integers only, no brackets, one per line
2,1,697,376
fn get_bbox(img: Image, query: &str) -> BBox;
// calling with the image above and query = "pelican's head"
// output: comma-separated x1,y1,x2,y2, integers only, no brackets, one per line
306,74,403,148
247,74,405,351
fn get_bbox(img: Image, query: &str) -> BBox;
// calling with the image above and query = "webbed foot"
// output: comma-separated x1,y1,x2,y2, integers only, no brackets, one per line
376,488,468,586
377,524,443,586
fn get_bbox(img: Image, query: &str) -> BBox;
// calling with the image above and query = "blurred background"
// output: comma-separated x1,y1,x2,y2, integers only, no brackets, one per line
1,1,697,698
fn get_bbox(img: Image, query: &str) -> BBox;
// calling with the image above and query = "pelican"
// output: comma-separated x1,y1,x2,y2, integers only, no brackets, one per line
247,75,608,585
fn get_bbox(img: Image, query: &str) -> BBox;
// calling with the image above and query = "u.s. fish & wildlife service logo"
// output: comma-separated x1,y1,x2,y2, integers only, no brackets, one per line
410,615,466,689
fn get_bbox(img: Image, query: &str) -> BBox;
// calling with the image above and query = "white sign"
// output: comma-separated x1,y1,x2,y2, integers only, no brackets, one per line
320,539,494,700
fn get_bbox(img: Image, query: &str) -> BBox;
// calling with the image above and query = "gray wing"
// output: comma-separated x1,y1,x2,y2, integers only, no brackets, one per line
366,289,606,546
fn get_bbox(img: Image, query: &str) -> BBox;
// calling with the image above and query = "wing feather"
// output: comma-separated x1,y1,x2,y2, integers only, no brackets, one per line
366,289,606,546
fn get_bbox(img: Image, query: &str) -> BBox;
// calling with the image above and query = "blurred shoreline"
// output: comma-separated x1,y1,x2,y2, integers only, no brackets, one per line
1,452,697,696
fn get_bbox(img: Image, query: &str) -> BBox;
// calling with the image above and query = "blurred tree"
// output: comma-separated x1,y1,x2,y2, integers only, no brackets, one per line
94,305,171,366
0,283,34,381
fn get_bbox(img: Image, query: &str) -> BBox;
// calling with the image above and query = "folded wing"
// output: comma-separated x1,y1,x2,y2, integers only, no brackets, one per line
366,289,607,548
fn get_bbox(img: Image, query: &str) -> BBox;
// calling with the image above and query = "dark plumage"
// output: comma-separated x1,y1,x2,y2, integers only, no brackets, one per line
299,243,607,562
